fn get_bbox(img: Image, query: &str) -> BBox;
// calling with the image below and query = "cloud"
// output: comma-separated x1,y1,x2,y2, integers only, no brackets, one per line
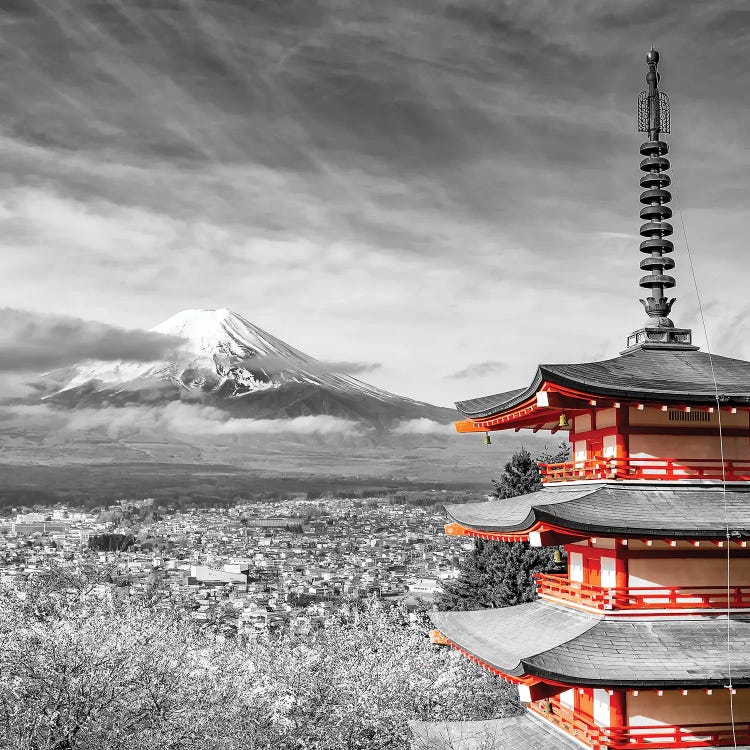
597,231,638,240
1,402,363,440
1,1,750,410
242,355,380,377
318,361,381,375
0,308,184,373
391,418,453,435
447,361,507,379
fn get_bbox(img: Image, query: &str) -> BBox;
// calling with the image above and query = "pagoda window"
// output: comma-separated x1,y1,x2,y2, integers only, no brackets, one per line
602,434,618,457
600,556,617,588
593,688,610,727
573,440,588,464
569,551,584,583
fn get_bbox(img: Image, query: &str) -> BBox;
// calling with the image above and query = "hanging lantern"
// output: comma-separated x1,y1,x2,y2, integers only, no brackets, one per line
558,413,570,428
553,548,563,565
484,432,492,446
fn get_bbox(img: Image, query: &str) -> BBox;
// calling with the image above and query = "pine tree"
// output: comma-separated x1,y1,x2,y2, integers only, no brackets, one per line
490,447,542,499
437,539,558,610
437,443,569,611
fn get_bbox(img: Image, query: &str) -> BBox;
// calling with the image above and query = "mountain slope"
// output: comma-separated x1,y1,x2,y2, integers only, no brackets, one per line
48,308,455,429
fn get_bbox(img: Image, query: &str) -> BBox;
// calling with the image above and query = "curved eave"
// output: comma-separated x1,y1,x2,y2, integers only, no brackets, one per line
432,602,750,688
455,350,750,422
456,369,545,420
430,602,594,680
444,483,750,540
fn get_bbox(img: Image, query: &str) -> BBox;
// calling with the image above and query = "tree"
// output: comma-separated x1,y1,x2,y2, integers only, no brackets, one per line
491,442,569,499
490,447,541,499
438,444,569,612
438,539,562,611
0,572,520,750
88,533,135,553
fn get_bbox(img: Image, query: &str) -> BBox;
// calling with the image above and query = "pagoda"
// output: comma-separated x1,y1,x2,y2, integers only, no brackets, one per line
417,50,750,750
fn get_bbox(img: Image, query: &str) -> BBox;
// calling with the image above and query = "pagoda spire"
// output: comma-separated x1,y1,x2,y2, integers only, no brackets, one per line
625,48,696,352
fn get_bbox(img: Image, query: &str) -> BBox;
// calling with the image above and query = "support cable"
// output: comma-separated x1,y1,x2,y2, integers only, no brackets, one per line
673,167,737,749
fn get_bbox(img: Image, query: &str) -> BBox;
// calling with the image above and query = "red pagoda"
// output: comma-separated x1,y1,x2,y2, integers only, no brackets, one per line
416,49,750,750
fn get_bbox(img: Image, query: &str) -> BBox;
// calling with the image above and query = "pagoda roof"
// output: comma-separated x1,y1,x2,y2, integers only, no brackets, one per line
444,482,750,539
409,715,585,750
456,348,750,420
431,601,750,687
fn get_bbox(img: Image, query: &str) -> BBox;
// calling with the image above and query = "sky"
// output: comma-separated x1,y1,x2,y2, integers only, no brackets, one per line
2,1,750,407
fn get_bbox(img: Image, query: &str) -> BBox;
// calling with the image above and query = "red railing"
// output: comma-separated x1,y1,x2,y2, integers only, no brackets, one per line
534,572,750,611
539,456,750,483
530,697,750,748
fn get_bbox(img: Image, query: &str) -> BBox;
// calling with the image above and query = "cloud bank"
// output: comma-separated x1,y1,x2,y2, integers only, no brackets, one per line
3,402,364,440
391,418,453,436
0,308,183,373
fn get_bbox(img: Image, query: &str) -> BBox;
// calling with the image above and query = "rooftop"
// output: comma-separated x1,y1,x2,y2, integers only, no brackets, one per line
444,482,750,539
409,715,585,750
455,348,750,421
431,601,750,688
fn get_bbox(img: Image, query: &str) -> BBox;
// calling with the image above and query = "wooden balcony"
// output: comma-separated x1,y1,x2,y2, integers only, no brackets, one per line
534,572,750,612
539,456,750,483
530,696,750,749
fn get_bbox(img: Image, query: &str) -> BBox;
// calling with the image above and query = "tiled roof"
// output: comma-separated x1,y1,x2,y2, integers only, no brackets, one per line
431,603,595,676
409,714,750,749
431,601,750,687
409,714,585,750
444,482,750,538
456,348,750,418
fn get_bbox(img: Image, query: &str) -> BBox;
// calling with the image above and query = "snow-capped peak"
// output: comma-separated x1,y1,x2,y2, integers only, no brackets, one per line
51,308,403,404
151,308,310,363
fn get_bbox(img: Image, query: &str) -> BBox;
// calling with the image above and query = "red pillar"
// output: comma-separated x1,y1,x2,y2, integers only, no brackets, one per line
610,690,626,727
576,688,594,725
614,543,629,589
610,690,627,746
615,406,629,461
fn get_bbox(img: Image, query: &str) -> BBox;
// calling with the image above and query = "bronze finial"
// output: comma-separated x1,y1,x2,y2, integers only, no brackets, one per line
624,49,696,352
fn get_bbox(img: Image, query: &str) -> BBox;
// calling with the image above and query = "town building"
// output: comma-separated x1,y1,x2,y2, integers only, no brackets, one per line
418,49,750,749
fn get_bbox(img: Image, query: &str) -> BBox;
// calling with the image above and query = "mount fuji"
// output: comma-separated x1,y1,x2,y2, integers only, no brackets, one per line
47,308,455,430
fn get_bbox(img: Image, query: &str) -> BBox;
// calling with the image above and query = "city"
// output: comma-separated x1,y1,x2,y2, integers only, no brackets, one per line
0,494,475,635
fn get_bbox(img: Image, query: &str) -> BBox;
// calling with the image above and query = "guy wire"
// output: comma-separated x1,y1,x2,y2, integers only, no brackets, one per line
673,165,737,749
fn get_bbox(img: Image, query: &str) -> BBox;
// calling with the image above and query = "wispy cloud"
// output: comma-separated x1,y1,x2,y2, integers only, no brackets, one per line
448,361,507,379
243,355,380,377
0,308,183,373
597,231,638,241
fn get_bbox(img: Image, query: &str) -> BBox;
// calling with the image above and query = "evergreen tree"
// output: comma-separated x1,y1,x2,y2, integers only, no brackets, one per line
437,443,569,611
437,539,558,610
490,447,542,499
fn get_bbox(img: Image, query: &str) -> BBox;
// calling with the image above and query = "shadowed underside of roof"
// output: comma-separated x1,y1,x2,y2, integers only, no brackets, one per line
444,482,750,538
455,349,750,419
431,601,750,687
